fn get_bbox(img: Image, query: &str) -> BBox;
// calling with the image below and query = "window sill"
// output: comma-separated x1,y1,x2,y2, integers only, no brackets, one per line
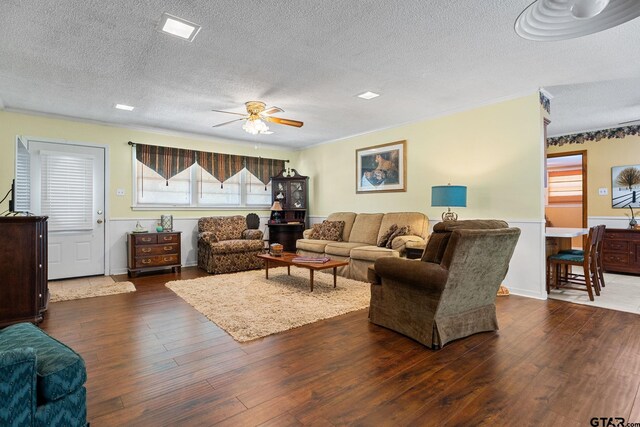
131,205,271,211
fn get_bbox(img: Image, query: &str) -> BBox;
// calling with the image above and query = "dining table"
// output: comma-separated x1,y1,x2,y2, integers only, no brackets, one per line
545,227,589,254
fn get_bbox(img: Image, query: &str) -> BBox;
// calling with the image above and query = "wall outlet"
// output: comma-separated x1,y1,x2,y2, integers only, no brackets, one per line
598,187,608,196
116,188,125,196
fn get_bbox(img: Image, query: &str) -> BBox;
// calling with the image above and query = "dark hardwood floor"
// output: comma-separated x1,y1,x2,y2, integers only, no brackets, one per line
40,267,640,426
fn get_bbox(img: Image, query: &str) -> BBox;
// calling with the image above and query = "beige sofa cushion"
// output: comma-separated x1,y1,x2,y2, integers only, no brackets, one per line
326,212,357,242
349,213,384,245
377,212,429,242
297,239,331,254
350,246,400,262
324,242,369,257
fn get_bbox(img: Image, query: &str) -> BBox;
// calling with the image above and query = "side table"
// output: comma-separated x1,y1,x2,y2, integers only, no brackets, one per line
127,231,182,277
405,242,426,260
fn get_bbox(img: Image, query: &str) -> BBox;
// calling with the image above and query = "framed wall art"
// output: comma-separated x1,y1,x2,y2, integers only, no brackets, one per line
612,165,640,208
356,140,407,193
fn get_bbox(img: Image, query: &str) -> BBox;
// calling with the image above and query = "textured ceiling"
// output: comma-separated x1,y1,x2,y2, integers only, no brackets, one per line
1,0,639,148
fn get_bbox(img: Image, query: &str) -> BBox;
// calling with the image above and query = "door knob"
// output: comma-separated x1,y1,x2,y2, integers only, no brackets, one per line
97,219,103,224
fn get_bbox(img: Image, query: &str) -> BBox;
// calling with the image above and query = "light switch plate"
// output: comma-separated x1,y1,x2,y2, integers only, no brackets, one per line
598,188,608,196
116,188,125,196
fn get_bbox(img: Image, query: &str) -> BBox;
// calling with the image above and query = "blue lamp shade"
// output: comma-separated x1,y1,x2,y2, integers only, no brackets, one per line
431,185,467,207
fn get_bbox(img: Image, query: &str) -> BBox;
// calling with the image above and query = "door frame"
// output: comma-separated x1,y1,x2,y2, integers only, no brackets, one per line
546,149,588,231
19,135,111,276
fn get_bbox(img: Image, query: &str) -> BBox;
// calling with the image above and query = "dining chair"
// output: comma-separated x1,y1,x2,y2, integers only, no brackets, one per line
548,226,600,301
557,224,606,291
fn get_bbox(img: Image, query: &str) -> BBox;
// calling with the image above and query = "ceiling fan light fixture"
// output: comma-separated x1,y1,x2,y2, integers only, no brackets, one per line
242,118,270,135
515,0,640,41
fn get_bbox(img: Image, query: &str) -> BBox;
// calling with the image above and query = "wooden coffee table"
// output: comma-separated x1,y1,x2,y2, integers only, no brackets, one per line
256,252,349,292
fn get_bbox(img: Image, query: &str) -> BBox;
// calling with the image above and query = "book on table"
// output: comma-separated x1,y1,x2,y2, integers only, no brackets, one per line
292,256,331,264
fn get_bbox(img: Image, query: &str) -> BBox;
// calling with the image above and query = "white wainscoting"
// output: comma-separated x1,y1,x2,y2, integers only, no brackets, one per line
310,216,547,300
108,216,270,275
589,216,633,229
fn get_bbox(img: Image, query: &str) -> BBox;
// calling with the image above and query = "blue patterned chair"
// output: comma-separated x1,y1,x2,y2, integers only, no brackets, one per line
0,323,87,426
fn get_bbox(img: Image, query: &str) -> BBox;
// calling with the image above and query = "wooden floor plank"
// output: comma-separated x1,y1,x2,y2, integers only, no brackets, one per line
35,266,640,426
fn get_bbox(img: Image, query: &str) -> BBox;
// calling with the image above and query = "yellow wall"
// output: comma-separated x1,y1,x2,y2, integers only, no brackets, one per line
298,93,544,220
545,206,583,248
547,134,640,217
0,111,297,219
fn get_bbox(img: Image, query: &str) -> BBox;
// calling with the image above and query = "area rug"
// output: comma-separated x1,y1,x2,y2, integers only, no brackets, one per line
166,268,371,342
49,276,136,302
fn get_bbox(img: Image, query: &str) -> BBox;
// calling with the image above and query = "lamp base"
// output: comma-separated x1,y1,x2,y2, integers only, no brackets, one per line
441,208,458,221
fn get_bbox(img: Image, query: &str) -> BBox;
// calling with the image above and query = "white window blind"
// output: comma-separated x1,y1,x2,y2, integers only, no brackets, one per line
136,162,191,205
14,138,31,212
41,152,94,231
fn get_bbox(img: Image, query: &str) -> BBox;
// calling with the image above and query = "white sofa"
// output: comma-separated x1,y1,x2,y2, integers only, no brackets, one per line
296,212,429,282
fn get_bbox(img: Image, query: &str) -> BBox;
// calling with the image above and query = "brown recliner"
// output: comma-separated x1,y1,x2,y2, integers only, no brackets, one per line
368,220,521,349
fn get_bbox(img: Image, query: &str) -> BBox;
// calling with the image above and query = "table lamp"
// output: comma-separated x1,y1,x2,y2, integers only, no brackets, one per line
270,200,283,223
431,184,467,221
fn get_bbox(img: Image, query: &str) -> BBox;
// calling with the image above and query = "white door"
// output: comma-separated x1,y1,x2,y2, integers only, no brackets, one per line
27,139,106,280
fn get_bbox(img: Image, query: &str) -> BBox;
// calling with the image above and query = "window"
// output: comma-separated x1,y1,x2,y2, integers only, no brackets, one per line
41,151,94,231
14,137,31,212
131,143,283,209
547,169,583,204
134,161,271,208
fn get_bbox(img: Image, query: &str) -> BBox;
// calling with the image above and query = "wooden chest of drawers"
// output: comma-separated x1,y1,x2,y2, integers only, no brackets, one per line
602,228,640,275
127,232,182,277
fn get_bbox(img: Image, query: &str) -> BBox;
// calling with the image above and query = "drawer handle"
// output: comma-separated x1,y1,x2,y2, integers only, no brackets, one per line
163,236,173,241
142,237,152,242
142,248,152,253
142,259,152,264
163,257,173,262
164,246,173,251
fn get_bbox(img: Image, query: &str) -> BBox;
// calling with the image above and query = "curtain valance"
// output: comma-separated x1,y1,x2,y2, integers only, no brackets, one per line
131,142,286,187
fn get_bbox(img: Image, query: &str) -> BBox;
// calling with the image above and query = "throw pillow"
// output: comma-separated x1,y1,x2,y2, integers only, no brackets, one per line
377,224,398,247
309,220,345,241
386,225,411,249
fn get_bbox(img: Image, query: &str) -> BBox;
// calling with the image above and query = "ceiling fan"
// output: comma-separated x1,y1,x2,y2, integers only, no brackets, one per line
212,101,303,135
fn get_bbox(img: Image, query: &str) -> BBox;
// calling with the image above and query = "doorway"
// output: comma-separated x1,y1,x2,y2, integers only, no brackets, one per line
19,137,107,280
546,151,587,249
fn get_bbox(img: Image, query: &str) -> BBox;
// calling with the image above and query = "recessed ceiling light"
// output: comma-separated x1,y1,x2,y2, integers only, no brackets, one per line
158,13,201,42
115,104,135,111
357,91,380,100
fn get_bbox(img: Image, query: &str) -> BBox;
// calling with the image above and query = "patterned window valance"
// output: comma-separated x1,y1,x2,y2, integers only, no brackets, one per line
136,144,196,185
547,125,640,147
130,142,286,188
245,156,286,189
198,152,245,188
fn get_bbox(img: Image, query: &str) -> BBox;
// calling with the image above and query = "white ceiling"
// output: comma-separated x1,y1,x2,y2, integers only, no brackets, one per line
1,0,639,148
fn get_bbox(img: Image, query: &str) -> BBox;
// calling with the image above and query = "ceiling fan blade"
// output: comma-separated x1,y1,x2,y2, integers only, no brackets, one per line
211,109,247,117
262,106,284,116
212,118,245,128
264,116,304,128
619,118,640,125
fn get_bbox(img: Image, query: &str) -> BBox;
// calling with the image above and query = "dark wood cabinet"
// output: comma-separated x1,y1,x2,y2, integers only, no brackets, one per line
271,169,309,227
268,223,305,252
0,216,48,328
602,228,640,275
127,232,182,277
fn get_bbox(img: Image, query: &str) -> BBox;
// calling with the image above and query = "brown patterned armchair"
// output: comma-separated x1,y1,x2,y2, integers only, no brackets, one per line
197,215,264,274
